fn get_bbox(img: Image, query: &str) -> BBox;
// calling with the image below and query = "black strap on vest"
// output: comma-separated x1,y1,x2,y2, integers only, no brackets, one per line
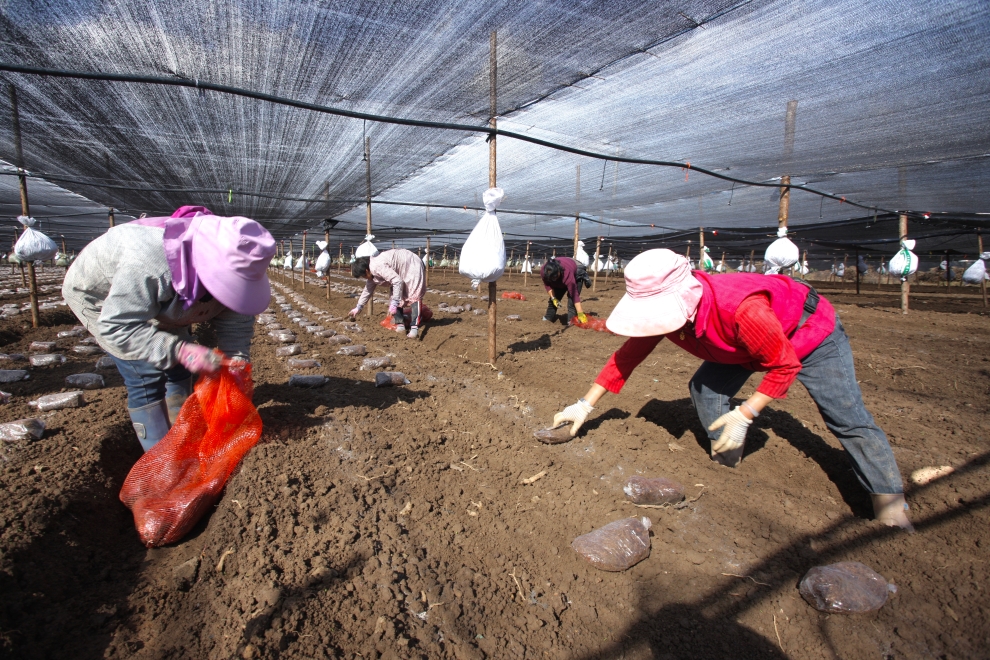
797,284,820,329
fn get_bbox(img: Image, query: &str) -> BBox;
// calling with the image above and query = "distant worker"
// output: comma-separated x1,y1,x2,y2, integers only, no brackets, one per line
550,249,913,531
63,206,275,453
541,256,593,325
349,249,426,338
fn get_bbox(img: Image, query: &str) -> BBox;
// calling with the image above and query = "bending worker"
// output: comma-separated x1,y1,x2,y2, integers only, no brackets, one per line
349,248,426,338
63,206,275,453
551,249,912,530
541,256,593,324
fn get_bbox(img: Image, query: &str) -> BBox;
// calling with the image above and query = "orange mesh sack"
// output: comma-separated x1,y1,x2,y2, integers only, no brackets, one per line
500,291,526,300
119,364,262,547
571,315,612,333
380,303,433,330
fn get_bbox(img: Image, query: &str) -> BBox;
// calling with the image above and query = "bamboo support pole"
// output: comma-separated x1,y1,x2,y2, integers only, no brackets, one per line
842,254,849,290
900,214,910,314
425,237,431,288
487,29,497,365
980,234,987,308
855,248,861,295
523,241,531,287
507,249,514,280
301,231,307,290
592,236,601,291
749,250,755,273
573,164,580,258
605,246,613,284
365,135,374,318
944,250,950,293
108,207,115,229
719,252,725,274
325,230,331,300
9,85,39,328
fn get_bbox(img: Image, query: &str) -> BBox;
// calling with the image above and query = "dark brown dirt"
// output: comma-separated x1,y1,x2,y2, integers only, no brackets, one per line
1,265,989,660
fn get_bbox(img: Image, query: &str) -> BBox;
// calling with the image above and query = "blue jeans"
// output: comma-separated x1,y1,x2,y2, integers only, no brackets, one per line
687,320,904,494
112,356,193,409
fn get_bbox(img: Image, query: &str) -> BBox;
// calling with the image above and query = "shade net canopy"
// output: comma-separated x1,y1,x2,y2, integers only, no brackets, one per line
0,0,988,267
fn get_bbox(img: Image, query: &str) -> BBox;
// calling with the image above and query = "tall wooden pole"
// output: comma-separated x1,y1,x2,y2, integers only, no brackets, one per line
979,234,987,308
301,231,307,290
605,246,613,284
108,207,115,229
749,249,755,273
523,241,531,288
323,229,338,300
592,236,602,291
487,30,498,365
899,214,910,314
573,164,581,259
9,84,39,328
425,237,431,288
289,239,295,286
855,247,861,295
778,101,797,230
944,250,951,293
365,136,374,318
719,251,725,274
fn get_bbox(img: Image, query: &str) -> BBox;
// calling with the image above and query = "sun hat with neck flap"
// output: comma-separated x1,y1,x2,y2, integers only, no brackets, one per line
191,215,276,316
605,249,704,337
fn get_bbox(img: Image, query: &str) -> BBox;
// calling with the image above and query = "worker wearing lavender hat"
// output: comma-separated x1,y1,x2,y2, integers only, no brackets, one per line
63,206,276,453
550,249,912,531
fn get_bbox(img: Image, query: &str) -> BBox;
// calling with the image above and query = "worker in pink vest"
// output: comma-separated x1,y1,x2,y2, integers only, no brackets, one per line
551,249,912,530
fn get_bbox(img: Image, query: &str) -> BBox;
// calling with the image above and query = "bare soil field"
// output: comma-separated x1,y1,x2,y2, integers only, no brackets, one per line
1,265,988,660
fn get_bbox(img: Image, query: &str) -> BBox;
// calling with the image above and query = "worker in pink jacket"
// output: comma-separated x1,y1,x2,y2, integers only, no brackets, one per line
349,249,427,338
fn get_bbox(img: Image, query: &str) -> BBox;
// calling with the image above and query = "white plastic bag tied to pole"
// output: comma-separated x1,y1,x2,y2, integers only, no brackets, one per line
14,216,58,262
294,255,306,271
355,234,379,258
889,239,919,280
764,227,799,274
962,252,989,284
458,188,506,283
521,258,532,274
283,249,293,270
575,240,590,267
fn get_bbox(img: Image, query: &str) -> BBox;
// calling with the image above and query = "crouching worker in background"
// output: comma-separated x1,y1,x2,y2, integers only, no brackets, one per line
349,249,426,339
550,249,913,531
63,206,275,452
541,256,593,325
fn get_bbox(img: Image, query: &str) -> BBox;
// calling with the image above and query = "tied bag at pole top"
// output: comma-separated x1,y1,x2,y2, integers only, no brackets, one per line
119,363,263,547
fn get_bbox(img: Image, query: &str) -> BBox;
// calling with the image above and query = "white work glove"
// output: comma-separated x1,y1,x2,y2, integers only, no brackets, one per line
707,407,752,467
553,398,594,437
348,307,361,319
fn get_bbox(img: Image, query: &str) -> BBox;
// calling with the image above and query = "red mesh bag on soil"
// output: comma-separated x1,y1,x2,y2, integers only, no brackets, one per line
380,303,433,330
570,315,612,333
501,291,526,301
119,363,263,547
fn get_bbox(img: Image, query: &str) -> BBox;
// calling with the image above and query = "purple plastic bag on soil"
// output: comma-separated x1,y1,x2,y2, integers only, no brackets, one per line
337,345,367,356
374,372,410,387
29,354,66,367
275,344,303,357
0,370,28,384
289,374,328,388
29,390,84,412
95,356,116,370
360,356,394,370
799,562,890,613
65,373,105,389
0,418,45,442
287,358,321,370
572,517,653,572
623,476,685,506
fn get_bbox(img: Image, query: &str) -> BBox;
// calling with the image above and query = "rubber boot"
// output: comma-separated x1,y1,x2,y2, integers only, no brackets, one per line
164,376,194,425
871,494,914,532
128,399,171,453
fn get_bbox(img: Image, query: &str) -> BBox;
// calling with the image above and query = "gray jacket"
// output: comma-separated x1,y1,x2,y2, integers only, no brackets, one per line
62,224,255,370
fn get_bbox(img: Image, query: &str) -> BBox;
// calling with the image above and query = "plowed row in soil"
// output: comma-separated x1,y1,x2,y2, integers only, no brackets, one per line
1,266,988,660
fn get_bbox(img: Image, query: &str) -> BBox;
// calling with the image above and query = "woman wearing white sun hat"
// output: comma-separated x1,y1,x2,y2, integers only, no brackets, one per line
550,248,912,531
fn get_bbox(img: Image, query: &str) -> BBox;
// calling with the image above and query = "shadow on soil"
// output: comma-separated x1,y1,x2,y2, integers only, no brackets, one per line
574,451,990,660
636,397,872,518
0,424,148,660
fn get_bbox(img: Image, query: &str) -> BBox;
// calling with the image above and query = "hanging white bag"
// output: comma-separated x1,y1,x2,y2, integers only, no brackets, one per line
14,216,58,262
458,188,506,282
315,251,331,276
888,239,918,280
283,249,293,270
764,227,799,275
521,258,533,274
700,246,715,271
355,234,379,258
962,252,989,284
294,255,306,271
574,240,590,267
